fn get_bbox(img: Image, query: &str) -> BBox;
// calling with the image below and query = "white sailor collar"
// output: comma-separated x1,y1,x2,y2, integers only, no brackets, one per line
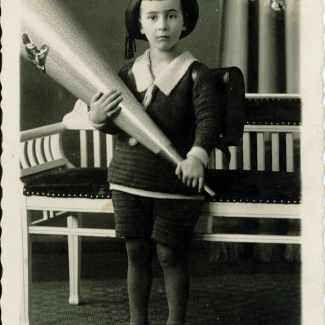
131,49,198,96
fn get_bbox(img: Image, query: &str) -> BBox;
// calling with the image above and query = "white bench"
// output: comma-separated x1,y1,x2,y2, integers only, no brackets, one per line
19,93,301,324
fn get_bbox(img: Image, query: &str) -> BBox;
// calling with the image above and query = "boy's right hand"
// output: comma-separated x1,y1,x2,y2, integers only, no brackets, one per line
89,90,123,124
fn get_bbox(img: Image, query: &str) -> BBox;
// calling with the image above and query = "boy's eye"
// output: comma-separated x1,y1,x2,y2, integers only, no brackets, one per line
168,14,177,19
148,15,157,20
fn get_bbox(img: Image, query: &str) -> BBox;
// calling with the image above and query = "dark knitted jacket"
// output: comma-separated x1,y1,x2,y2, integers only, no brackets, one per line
100,60,221,195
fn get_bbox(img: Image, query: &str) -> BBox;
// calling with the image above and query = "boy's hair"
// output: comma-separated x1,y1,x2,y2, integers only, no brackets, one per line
124,0,199,59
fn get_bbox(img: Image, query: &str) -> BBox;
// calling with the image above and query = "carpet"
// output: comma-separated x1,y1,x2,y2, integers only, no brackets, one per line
30,241,301,325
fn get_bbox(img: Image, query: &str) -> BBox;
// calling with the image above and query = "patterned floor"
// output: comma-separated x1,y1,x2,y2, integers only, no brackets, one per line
30,241,301,325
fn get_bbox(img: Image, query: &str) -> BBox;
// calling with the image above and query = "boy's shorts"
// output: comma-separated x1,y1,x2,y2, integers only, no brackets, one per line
112,190,203,249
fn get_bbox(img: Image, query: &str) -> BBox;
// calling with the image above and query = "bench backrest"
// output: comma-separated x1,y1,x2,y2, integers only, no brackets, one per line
20,94,301,176
61,95,301,172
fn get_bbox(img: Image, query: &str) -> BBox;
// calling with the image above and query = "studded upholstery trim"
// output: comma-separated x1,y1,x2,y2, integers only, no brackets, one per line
22,168,301,204
22,168,111,199
204,170,301,204
245,98,301,125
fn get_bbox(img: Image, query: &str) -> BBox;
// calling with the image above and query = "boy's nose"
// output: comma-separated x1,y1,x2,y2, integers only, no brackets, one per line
158,17,168,30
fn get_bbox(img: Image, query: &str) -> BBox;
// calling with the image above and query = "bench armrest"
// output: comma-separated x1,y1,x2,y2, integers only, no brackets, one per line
20,122,66,142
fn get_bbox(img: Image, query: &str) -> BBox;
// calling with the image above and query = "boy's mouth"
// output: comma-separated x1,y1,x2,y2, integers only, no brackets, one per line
157,35,169,40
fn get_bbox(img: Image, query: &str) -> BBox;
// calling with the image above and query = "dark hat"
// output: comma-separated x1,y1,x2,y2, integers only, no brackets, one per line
124,0,199,59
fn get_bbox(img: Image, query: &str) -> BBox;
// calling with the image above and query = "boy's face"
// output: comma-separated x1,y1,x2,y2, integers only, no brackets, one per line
139,0,185,53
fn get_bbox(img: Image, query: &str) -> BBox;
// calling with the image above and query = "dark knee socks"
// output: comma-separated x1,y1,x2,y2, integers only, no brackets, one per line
126,238,155,325
126,239,189,325
157,243,189,325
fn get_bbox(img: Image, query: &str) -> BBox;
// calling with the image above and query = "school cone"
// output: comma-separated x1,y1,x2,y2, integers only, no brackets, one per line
20,0,215,197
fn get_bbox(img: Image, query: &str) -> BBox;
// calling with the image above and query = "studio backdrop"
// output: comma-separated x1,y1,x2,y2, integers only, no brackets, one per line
20,0,301,262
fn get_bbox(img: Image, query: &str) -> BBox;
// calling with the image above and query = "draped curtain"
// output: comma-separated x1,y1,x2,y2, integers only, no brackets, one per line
209,0,300,264
216,0,299,94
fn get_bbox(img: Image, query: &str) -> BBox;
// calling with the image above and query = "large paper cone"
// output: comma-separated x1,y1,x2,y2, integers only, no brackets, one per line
20,0,215,197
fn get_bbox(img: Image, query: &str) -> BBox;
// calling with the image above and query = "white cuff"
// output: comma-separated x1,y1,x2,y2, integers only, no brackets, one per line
186,146,209,167
87,111,106,129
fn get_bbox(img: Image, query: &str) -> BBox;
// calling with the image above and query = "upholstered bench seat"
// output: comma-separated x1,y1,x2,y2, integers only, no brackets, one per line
206,170,301,204
22,168,301,204
22,168,111,199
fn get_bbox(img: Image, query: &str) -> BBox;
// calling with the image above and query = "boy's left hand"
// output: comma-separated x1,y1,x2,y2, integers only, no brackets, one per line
175,157,205,193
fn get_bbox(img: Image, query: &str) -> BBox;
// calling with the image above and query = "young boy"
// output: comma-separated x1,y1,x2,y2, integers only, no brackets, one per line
88,1,221,324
